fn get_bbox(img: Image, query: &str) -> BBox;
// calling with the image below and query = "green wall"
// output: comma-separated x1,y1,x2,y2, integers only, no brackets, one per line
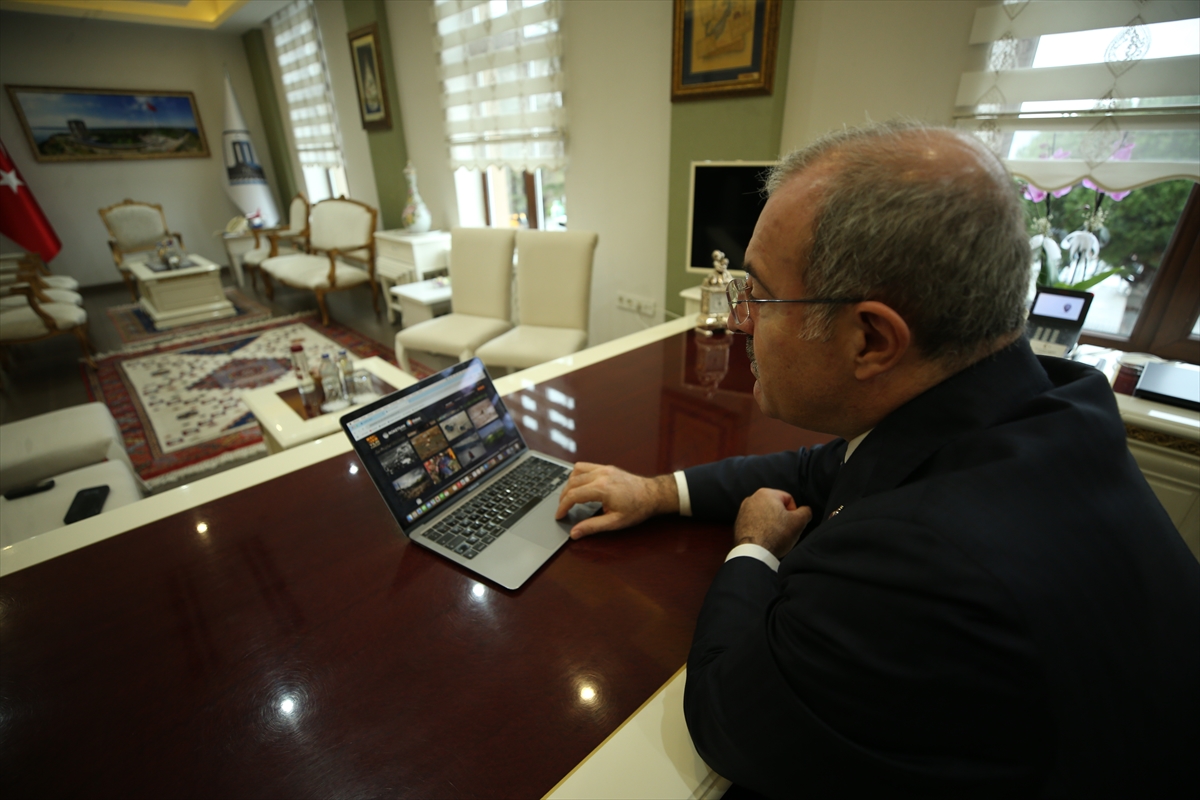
664,0,795,317
243,27,299,208
344,0,409,229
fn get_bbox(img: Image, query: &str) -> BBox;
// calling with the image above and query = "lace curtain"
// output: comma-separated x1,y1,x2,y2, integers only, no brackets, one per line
956,0,1199,192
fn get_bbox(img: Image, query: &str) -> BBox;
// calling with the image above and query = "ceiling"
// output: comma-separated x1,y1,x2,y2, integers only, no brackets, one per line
0,0,291,33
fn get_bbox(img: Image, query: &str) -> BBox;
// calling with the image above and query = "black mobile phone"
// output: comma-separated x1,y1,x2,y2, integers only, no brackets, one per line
63,485,110,525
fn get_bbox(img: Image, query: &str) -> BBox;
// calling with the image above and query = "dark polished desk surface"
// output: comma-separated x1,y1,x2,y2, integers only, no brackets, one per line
0,330,832,798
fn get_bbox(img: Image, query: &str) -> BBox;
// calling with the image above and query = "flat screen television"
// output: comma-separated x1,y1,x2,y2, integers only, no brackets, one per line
686,160,775,274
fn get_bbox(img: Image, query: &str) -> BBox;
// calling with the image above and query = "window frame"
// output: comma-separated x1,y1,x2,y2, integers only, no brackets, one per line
1079,182,1200,364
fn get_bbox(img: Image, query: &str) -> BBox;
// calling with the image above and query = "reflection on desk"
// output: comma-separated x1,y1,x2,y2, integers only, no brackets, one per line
0,318,832,797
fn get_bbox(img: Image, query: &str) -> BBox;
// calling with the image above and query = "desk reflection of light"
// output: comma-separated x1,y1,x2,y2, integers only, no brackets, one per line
522,415,539,431
349,463,359,475
579,685,597,702
549,429,576,453
546,387,575,410
196,522,209,535
521,395,537,412
471,583,486,599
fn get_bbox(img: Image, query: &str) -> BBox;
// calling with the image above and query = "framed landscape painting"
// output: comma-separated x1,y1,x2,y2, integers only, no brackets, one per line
672,0,781,102
4,85,210,162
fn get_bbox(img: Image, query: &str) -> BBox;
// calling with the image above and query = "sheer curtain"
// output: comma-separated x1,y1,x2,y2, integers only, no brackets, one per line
956,0,1199,192
268,0,348,202
433,0,567,172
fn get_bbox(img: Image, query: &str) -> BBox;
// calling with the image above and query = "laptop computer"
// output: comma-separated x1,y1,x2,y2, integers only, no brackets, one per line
1026,287,1094,357
341,358,576,590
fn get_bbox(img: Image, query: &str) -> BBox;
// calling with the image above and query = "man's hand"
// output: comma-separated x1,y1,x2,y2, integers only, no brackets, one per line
733,488,813,560
555,463,679,539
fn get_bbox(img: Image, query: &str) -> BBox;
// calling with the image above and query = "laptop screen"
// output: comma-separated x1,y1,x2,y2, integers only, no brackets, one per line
343,359,526,531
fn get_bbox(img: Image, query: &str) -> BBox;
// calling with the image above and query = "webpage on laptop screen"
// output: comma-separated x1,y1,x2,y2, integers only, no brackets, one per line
349,363,525,528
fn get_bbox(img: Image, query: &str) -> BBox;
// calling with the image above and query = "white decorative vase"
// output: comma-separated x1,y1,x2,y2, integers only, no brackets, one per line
402,160,432,233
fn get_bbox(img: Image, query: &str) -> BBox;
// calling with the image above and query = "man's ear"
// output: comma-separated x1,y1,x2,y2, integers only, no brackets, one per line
850,301,911,380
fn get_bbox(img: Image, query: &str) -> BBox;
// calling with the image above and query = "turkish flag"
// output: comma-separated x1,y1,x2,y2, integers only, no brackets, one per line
0,138,62,261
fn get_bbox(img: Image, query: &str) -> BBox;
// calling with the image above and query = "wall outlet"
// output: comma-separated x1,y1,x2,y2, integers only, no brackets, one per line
617,292,657,318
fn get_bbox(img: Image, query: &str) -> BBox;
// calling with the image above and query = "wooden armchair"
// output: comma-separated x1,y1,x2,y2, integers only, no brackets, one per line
241,194,310,292
0,282,93,367
98,199,182,301
260,197,378,326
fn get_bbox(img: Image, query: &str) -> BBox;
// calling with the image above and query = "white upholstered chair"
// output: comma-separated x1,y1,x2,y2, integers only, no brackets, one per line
0,252,80,292
475,229,599,371
98,199,182,301
0,283,93,367
0,254,81,309
260,197,379,326
241,194,310,292
394,227,516,375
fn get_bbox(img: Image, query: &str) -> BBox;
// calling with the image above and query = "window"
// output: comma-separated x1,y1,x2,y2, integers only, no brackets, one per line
268,0,348,203
957,1,1200,362
433,0,568,229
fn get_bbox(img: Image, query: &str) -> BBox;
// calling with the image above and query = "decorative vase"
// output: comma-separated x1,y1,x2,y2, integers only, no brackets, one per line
401,160,432,233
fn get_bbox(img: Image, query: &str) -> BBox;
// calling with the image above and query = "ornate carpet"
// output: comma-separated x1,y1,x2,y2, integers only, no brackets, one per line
84,313,396,489
105,288,272,347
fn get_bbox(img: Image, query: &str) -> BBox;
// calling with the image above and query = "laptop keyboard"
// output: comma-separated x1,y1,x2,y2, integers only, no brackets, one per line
419,458,572,559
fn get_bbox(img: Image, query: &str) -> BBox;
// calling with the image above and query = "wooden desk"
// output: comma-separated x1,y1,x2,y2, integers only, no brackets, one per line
0,322,832,797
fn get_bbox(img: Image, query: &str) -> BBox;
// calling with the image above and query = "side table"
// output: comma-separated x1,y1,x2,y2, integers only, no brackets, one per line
127,255,235,329
375,230,451,322
391,277,452,328
242,356,418,453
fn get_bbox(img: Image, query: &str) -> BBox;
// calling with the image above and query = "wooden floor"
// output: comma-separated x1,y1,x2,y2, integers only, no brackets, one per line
0,274,403,426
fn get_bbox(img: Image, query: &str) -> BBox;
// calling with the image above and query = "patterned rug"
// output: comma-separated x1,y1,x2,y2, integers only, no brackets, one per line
106,288,272,347
84,312,397,489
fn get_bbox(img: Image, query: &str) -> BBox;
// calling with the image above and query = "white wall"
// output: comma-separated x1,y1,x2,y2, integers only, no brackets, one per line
559,0,673,345
312,0,380,216
387,0,457,232
780,0,991,150
0,11,276,287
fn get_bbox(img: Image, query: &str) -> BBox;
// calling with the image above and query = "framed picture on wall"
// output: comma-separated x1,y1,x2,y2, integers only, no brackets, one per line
4,85,210,162
348,22,392,131
671,0,781,102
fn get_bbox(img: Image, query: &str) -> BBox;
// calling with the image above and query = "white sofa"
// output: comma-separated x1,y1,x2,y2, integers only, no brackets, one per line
0,403,143,546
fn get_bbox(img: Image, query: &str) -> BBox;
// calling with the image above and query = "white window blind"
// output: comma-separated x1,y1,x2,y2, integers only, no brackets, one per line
433,0,567,172
269,0,345,174
956,0,1200,192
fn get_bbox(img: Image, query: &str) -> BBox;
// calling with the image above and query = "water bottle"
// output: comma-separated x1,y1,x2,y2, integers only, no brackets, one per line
319,353,349,412
336,349,354,393
290,342,314,395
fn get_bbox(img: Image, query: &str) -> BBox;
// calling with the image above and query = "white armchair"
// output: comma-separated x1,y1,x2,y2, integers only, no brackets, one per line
394,227,515,374
98,199,183,301
475,229,599,371
0,254,82,309
241,194,310,293
0,283,92,367
260,197,378,326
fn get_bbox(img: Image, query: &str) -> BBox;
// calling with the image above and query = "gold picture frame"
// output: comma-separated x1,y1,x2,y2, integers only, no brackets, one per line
5,85,209,162
671,0,781,102
348,22,392,131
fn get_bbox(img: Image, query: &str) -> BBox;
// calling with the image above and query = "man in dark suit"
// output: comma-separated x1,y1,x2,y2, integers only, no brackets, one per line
555,122,1198,796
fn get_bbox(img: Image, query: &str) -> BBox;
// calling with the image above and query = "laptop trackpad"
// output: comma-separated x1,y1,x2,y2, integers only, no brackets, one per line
510,494,574,550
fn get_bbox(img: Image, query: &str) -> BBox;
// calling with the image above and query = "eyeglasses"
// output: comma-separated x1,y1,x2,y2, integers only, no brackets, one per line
725,277,863,324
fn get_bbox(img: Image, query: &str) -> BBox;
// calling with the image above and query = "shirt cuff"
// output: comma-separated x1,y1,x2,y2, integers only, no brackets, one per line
725,543,780,572
674,470,692,517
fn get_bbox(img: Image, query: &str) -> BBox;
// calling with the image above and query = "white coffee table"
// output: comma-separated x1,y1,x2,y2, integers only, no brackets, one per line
391,277,452,328
128,255,235,329
242,356,418,453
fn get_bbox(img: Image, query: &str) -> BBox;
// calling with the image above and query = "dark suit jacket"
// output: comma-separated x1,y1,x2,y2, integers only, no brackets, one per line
682,340,1199,798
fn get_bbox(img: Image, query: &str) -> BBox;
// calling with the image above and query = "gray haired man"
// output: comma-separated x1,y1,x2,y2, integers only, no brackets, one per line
556,122,1198,796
